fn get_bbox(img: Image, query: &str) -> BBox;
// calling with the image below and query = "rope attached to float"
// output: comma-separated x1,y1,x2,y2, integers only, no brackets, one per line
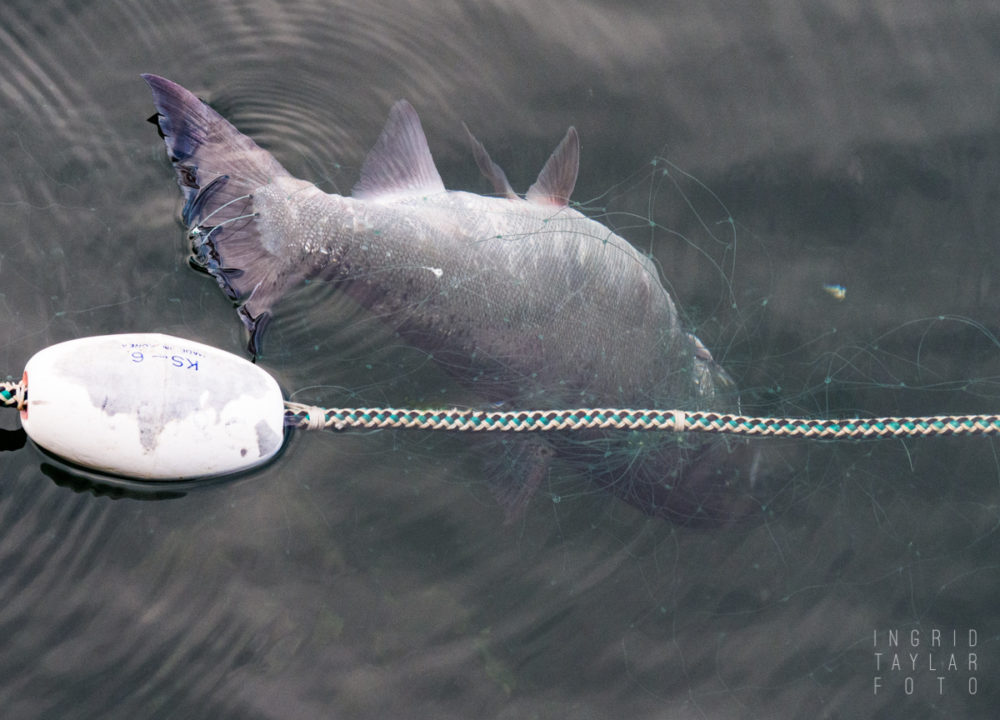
282,401,1000,439
0,380,25,412
6,377,998,439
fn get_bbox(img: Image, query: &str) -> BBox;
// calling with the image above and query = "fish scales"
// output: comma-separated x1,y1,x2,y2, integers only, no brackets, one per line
253,182,696,409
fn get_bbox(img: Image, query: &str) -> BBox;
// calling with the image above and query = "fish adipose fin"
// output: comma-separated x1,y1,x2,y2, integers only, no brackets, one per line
526,127,579,207
143,74,295,356
352,100,446,200
462,123,517,199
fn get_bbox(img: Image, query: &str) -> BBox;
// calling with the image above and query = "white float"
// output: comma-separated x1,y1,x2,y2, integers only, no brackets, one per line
20,333,285,479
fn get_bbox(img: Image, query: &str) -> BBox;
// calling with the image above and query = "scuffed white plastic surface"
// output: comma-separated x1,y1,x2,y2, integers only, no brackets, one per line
21,333,285,479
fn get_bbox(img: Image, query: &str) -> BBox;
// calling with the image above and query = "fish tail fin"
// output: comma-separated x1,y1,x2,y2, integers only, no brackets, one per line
143,73,294,356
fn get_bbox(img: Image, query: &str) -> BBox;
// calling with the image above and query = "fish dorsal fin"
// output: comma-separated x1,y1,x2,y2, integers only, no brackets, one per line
526,126,579,207
463,123,517,199
352,100,445,200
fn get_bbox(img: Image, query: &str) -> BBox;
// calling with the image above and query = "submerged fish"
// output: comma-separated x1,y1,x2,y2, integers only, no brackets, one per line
143,74,764,524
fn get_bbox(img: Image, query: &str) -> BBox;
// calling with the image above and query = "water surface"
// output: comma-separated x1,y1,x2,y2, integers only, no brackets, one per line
1,1,999,718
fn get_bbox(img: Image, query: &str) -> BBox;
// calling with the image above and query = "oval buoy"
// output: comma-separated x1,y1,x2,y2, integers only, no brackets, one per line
20,333,285,479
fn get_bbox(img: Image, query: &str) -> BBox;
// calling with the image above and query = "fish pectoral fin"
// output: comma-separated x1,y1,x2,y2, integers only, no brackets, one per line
526,126,579,207
352,100,446,200
462,122,517,199
487,436,555,525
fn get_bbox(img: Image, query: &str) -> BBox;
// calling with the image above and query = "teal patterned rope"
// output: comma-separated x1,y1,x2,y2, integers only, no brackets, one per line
0,380,25,411
283,402,1000,439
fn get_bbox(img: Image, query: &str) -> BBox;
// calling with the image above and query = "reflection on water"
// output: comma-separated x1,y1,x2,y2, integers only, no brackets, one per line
1,1,999,718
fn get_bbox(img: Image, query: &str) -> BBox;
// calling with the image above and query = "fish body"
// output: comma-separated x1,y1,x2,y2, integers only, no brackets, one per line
253,182,717,409
144,74,760,524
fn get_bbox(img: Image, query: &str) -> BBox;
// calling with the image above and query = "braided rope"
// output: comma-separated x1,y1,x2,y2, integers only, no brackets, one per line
3,382,996,439
0,380,25,411
282,403,1000,439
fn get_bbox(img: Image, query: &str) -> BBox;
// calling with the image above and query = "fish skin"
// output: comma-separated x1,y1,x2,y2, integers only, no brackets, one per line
144,74,764,524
